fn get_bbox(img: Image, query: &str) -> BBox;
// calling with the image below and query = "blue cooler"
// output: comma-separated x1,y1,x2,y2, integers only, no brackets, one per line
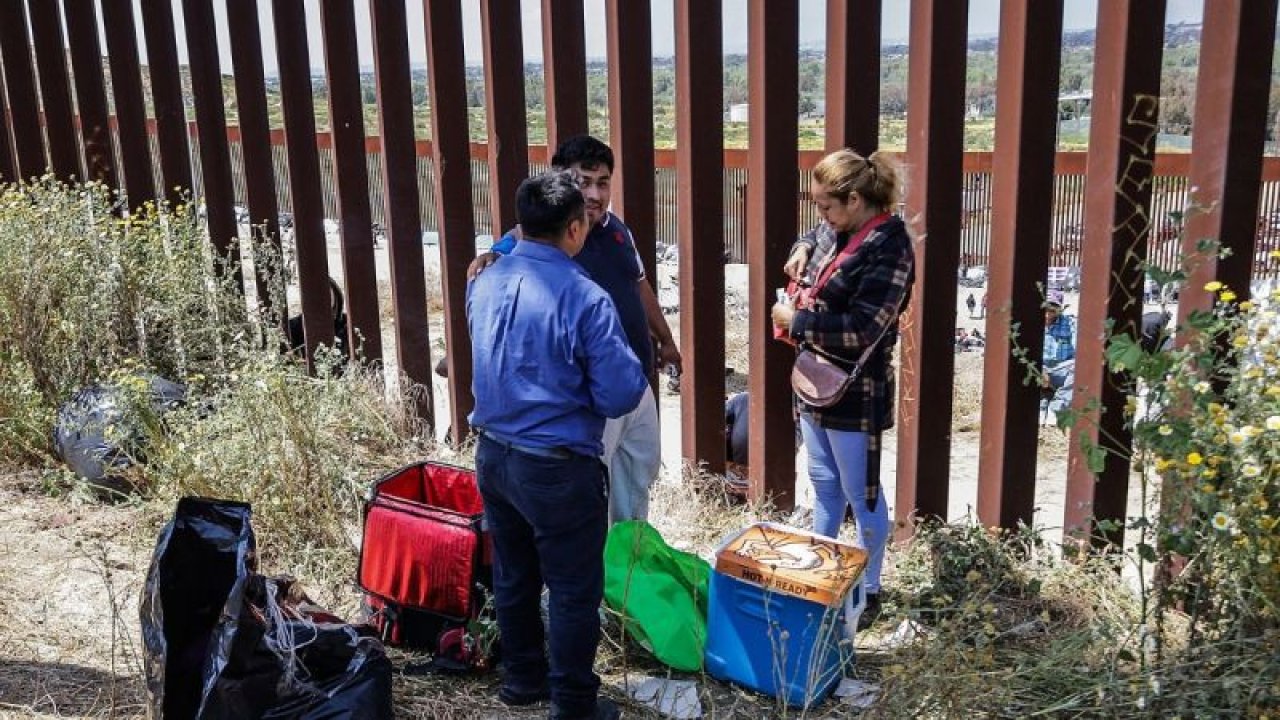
704,523,867,708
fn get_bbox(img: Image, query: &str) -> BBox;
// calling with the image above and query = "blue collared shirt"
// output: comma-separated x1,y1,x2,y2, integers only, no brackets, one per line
467,240,648,457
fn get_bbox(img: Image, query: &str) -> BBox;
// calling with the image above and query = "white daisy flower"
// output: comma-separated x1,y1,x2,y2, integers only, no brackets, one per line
1211,512,1232,531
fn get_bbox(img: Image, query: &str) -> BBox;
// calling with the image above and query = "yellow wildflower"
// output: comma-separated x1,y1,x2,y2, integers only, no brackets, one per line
1212,512,1232,531
1158,425,1173,436
1220,290,1238,302
1187,452,1203,466
1205,281,1224,292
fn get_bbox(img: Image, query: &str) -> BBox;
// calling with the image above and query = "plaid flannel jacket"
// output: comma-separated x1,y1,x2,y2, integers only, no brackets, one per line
790,215,914,433
790,216,914,509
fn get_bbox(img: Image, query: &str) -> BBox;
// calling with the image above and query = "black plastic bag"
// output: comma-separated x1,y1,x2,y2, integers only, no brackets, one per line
142,497,393,720
52,373,185,494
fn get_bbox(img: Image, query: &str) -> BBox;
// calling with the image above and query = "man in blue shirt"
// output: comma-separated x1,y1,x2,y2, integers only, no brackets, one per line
472,135,680,524
1041,289,1076,423
468,170,646,720
1043,290,1076,367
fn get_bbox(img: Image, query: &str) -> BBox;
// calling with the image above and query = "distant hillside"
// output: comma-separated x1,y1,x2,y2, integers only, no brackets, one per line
116,21,1280,152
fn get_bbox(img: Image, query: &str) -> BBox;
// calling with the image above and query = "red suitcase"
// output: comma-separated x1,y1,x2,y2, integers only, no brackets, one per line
358,461,493,657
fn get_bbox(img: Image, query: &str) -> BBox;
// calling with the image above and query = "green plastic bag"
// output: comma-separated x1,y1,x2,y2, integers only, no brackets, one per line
603,520,711,672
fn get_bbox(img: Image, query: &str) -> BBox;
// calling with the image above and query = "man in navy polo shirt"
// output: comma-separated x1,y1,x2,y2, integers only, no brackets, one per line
471,135,682,523
469,170,646,720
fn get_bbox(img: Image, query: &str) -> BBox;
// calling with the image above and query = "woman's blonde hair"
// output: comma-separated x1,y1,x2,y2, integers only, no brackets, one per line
812,149,901,211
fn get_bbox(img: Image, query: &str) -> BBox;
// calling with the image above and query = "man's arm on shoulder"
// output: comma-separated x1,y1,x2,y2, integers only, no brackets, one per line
467,227,520,280
580,294,648,418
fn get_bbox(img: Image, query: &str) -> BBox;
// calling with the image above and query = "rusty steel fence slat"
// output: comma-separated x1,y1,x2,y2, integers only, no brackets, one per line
1065,0,1166,550
319,0,382,365
101,0,155,207
746,0,800,509
370,0,433,424
675,0,727,474
183,0,240,276
28,0,81,182
0,0,47,179
273,0,336,366
480,0,529,237
606,0,660,399
541,0,588,152
825,0,881,154
977,0,1064,530
227,0,283,313
607,0,658,304
0,61,15,182
1180,0,1278,317
424,0,478,444
64,0,117,187
143,0,193,207
895,0,970,533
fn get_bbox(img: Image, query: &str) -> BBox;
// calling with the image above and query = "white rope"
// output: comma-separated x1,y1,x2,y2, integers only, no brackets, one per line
260,579,321,696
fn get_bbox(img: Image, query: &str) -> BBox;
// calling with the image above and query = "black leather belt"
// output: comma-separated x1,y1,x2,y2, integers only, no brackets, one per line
480,431,574,460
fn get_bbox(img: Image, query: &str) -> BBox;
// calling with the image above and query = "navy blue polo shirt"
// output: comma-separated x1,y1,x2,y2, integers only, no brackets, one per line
493,211,652,371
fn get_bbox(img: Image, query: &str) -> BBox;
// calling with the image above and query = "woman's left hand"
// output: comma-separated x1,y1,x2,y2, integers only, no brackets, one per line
772,302,794,331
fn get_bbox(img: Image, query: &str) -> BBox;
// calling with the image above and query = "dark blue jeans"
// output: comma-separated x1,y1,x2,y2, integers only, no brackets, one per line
475,435,609,717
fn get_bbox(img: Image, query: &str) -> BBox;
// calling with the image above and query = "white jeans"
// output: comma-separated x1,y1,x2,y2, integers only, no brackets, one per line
601,385,661,523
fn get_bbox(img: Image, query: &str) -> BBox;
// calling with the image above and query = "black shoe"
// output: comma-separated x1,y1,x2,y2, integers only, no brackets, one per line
857,592,882,631
549,697,621,720
499,684,550,707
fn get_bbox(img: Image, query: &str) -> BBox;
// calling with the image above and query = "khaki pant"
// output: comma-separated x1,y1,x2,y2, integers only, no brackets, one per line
601,385,661,523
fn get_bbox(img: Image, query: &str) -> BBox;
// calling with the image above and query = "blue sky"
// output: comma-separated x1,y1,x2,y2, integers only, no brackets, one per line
144,0,1207,73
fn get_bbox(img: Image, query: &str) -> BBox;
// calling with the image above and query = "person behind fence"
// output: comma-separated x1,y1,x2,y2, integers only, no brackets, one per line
467,170,647,720
1040,290,1077,422
771,148,914,628
1042,290,1075,383
469,135,681,525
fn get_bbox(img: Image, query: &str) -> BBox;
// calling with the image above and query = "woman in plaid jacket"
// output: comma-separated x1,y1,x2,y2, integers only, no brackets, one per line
771,149,915,625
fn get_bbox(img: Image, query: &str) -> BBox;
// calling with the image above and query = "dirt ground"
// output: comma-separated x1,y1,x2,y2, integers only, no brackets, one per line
0,472,149,719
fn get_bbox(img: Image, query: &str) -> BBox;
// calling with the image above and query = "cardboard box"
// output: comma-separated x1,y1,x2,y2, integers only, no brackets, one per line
714,522,867,607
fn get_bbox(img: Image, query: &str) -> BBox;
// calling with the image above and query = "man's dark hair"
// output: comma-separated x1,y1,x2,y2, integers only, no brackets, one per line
516,170,586,240
551,135,614,173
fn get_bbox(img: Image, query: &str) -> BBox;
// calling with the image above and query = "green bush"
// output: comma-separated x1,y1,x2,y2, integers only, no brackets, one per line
0,178,250,462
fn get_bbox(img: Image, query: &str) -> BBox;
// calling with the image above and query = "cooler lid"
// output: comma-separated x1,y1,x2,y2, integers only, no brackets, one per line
714,522,868,607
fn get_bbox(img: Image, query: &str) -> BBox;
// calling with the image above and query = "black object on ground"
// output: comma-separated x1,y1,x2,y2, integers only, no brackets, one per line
52,373,186,495
286,277,350,365
141,497,393,720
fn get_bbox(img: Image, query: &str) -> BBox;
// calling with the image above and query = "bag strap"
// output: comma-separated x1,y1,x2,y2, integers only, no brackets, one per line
802,307,899,370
